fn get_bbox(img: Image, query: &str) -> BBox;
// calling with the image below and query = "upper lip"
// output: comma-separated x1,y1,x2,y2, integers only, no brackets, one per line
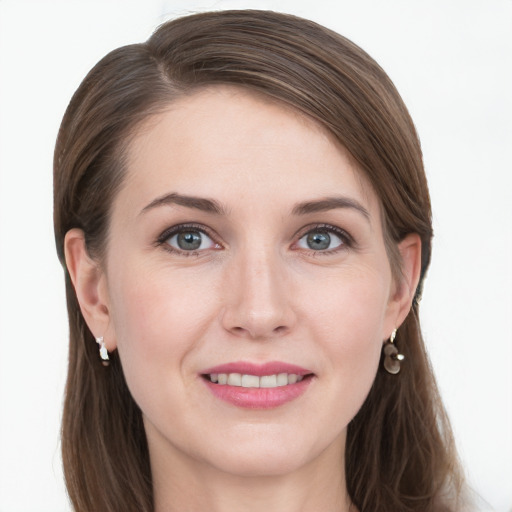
201,361,313,377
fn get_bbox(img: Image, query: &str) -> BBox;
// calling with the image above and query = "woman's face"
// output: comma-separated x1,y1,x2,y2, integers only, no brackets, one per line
101,87,405,477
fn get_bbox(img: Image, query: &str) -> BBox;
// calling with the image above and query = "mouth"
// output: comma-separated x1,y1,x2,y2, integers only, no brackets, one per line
200,362,315,409
203,372,310,388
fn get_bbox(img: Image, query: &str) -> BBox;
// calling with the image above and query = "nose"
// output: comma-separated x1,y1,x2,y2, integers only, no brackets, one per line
221,246,296,340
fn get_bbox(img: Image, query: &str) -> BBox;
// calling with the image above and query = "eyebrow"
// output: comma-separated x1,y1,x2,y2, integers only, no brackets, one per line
292,196,370,221
140,192,226,216
140,192,370,221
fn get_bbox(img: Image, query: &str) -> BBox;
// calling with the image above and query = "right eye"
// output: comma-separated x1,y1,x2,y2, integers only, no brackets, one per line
158,225,221,255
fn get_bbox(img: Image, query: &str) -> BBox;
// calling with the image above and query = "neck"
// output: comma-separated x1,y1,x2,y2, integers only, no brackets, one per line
150,433,354,512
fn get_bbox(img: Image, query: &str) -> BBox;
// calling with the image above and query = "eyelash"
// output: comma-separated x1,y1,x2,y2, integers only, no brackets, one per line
156,223,220,257
155,223,355,257
295,223,354,254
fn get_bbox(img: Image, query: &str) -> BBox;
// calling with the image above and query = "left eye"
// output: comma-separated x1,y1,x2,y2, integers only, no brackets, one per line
296,229,345,251
165,230,217,252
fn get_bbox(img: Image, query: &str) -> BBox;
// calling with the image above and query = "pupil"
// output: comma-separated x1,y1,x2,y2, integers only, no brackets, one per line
307,232,330,250
177,231,202,250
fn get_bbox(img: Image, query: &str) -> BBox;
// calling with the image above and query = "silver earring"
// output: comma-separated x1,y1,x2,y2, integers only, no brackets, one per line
383,329,404,375
95,336,110,366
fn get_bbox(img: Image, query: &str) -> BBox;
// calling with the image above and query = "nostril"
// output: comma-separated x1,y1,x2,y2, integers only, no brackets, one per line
227,324,289,339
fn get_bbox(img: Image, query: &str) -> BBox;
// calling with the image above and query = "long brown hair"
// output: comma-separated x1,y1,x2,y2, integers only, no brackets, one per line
54,10,465,511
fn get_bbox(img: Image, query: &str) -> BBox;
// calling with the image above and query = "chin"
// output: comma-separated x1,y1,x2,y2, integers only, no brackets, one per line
210,450,308,478
200,429,339,478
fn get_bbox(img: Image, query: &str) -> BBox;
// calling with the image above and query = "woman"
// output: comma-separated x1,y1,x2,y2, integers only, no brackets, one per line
54,9,469,512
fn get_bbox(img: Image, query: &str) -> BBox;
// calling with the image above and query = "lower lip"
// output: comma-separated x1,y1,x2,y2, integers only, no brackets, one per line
203,376,313,409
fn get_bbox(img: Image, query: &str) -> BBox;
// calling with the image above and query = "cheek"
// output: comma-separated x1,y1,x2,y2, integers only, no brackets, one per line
305,263,390,342
109,260,210,347
106,261,212,392
105,261,216,430
303,266,389,405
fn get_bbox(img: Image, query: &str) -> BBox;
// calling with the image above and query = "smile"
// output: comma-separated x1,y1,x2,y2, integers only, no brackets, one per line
207,373,305,388
201,362,314,409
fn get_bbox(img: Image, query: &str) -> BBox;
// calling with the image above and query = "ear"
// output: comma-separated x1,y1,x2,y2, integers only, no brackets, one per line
387,233,422,330
64,228,115,350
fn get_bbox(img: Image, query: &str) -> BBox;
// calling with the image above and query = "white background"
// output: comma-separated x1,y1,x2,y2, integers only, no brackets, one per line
0,1,511,511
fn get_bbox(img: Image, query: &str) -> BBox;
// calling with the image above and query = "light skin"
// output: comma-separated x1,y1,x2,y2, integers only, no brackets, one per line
65,87,421,512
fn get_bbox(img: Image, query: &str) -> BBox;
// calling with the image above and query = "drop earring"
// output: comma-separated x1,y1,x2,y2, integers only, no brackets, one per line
382,329,404,375
95,336,110,366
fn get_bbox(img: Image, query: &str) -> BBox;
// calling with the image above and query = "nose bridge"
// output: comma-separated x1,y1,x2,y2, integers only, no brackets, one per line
222,240,294,339
244,244,283,309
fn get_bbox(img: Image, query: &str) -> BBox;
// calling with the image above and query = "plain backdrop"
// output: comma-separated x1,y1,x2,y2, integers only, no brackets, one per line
0,1,511,511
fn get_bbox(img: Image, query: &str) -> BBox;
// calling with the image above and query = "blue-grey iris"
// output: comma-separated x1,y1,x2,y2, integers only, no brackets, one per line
307,232,330,250
177,231,202,250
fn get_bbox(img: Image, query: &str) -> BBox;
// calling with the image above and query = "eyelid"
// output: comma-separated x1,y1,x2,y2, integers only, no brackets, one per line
155,222,354,256
292,223,355,252
156,223,222,254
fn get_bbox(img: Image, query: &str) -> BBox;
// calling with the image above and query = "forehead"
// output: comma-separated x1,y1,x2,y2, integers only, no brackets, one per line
120,86,376,215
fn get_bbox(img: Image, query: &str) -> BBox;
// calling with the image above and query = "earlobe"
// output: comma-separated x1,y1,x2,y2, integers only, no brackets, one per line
392,233,422,327
64,229,114,349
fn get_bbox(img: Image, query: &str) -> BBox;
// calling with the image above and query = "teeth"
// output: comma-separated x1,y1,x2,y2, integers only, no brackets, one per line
260,375,277,388
276,373,288,386
227,373,241,386
241,374,260,388
209,373,305,388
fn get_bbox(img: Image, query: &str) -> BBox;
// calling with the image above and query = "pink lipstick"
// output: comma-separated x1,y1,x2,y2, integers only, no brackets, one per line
201,361,314,409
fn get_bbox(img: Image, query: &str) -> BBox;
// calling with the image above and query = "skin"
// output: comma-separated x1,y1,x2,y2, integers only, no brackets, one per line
65,87,421,512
